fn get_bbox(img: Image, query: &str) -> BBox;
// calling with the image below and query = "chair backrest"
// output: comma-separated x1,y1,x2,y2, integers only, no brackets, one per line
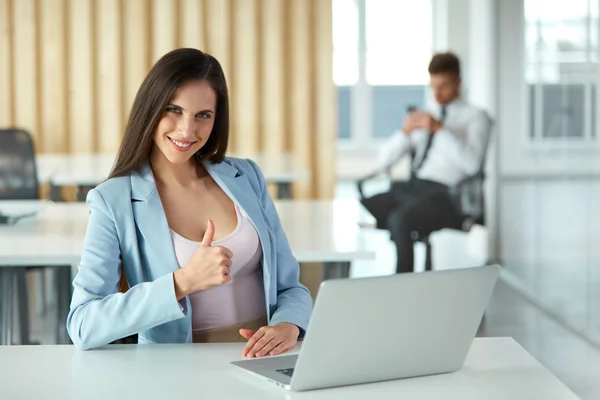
453,115,494,229
0,129,40,200
451,173,485,229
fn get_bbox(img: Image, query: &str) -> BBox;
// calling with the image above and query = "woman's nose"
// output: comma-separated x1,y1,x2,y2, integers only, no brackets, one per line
177,116,196,137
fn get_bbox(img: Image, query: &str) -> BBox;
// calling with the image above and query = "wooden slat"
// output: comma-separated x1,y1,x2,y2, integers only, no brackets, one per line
288,0,314,199
0,0,13,127
152,0,178,63
231,0,259,155
12,0,39,147
179,0,205,50
123,0,150,127
260,0,285,155
40,0,68,153
203,0,231,81
67,0,94,153
95,0,122,153
313,0,335,199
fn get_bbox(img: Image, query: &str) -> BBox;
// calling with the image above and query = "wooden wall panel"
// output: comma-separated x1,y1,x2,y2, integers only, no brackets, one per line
3,0,335,199
67,0,94,152
288,0,315,199
152,0,178,63
203,0,231,81
313,0,336,199
123,0,151,128
179,0,206,51
95,0,122,152
231,0,260,155
40,0,68,153
12,0,39,149
260,0,285,155
0,0,13,127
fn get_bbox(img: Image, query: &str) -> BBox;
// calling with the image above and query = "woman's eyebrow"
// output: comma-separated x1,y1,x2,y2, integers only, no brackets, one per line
167,103,214,114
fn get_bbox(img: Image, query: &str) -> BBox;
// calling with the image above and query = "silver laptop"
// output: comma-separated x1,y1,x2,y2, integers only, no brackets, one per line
231,265,500,391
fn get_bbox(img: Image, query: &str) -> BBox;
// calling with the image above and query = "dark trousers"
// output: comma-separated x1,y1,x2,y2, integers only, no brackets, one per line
360,179,463,274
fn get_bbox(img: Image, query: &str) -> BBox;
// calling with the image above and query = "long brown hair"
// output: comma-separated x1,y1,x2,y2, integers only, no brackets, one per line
109,48,229,180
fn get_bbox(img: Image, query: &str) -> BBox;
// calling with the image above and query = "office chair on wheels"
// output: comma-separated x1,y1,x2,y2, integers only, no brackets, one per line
0,129,42,344
356,162,486,272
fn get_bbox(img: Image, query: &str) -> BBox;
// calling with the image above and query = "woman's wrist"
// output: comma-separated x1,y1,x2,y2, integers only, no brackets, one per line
173,269,191,300
276,322,300,337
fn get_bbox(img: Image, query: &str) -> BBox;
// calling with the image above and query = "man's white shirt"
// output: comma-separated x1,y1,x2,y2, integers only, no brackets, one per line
377,98,492,187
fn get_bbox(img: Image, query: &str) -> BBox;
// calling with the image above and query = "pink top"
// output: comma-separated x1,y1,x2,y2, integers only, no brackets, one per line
169,203,265,331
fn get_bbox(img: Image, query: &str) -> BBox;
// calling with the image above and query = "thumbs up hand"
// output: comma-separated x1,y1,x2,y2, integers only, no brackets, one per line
173,220,233,299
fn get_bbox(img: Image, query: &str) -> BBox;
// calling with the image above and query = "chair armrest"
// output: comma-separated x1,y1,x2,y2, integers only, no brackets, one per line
356,168,391,199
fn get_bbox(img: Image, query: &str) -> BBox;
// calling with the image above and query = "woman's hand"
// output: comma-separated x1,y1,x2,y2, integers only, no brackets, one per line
239,323,300,358
173,220,233,299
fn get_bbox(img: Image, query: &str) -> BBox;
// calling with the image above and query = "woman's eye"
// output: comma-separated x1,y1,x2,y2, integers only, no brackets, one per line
197,112,212,119
166,107,180,114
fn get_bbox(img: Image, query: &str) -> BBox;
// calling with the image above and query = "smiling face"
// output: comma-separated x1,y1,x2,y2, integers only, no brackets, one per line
151,79,217,165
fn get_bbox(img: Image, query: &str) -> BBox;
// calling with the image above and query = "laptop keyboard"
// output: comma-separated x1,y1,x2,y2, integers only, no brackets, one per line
276,368,295,377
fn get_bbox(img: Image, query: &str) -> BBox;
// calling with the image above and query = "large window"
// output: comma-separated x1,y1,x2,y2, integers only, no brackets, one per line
333,0,432,148
525,0,599,143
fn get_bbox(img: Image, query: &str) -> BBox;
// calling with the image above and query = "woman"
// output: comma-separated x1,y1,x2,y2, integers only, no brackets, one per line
67,48,312,355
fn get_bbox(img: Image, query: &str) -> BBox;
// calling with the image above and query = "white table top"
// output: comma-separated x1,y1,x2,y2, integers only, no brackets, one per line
0,201,88,267
0,199,375,267
0,338,578,399
36,153,310,186
275,199,376,262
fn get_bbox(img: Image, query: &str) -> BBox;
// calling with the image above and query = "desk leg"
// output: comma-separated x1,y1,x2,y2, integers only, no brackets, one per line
49,182,64,202
277,182,292,200
0,269,15,345
76,185,95,202
16,269,31,345
54,267,73,344
323,262,351,280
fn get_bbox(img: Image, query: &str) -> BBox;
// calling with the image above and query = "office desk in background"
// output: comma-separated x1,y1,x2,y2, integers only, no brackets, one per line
36,153,310,200
0,198,374,270
0,338,579,399
0,199,375,345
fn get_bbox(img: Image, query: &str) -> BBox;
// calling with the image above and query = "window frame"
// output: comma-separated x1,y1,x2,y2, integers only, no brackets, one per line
336,0,434,154
523,0,600,150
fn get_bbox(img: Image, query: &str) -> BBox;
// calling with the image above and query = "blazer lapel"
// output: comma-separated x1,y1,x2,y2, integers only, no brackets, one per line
128,160,273,294
204,160,273,285
130,162,181,277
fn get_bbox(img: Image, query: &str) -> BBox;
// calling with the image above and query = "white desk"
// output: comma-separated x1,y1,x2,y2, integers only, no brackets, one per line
36,153,310,199
0,199,374,267
0,199,375,345
0,338,579,399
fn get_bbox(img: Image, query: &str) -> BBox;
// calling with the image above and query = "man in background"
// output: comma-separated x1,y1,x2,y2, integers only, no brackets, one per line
361,52,492,274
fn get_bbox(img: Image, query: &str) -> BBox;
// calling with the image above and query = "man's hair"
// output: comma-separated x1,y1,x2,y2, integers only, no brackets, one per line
428,52,461,78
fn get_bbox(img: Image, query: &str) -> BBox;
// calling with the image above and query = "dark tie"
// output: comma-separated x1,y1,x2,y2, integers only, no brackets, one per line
411,106,447,176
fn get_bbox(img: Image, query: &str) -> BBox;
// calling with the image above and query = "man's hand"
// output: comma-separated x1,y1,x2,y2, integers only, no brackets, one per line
405,111,443,134
240,322,300,358
402,113,417,135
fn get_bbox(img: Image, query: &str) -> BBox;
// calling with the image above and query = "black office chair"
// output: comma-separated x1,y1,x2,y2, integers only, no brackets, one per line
0,129,41,344
357,164,486,272
0,129,40,201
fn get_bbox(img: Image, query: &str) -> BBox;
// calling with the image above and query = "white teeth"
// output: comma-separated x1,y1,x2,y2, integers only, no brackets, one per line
170,138,192,148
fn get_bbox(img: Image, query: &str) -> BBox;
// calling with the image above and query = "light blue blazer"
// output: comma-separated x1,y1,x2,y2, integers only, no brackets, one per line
67,157,313,350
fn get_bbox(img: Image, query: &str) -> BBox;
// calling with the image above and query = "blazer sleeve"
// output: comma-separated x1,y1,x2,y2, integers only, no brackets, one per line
246,159,313,335
66,189,186,350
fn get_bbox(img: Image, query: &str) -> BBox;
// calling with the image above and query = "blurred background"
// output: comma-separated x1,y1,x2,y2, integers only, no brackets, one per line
1,0,600,397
